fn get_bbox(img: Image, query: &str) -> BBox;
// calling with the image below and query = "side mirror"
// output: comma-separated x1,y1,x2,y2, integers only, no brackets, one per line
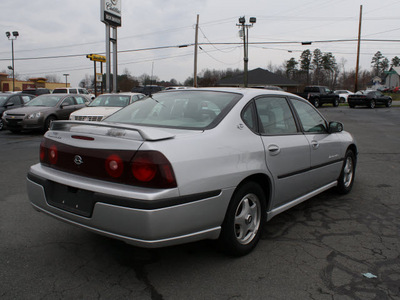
5,102,14,107
61,103,71,109
328,121,343,133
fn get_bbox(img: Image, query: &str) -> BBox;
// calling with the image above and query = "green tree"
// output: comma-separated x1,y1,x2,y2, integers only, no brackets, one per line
312,49,323,84
371,51,388,76
285,57,298,79
391,56,400,67
299,49,312,84
322,52,338,87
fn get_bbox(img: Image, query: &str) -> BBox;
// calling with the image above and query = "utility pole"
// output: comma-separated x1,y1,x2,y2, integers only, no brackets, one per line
194,14,199,87
355,5,362,92
237,17,256,87
63,74,69,87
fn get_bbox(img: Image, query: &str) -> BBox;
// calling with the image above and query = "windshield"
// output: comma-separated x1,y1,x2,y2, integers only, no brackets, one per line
25,95,64,107
0,96,8,106
104,90,241,129
89,95,131,107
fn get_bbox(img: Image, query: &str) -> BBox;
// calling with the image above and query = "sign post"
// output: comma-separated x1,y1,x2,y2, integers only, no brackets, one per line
101,0,121,93
86,54,106,97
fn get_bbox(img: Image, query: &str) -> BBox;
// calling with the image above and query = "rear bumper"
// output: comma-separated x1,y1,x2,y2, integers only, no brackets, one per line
27,165,233,248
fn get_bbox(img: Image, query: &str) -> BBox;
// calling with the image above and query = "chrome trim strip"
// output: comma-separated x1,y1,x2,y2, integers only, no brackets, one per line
266,181,337,221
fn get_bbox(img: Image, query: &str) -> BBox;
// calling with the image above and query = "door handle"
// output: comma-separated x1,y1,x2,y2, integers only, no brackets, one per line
268,144,280,155
311,140,319,149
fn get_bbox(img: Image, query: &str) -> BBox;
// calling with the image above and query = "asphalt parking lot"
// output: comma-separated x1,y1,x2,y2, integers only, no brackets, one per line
0,105,399,299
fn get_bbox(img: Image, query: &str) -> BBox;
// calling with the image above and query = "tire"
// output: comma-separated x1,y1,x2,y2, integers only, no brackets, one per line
0,119,3,131
333,98,339,107
385,99,392,107
369,100,376,109
340,97,345,103
313,98,320,108
44,116,56,131
218,182,266,256
336,150,356,194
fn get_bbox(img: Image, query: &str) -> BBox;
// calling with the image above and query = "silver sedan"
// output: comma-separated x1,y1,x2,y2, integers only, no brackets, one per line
27,88,357,256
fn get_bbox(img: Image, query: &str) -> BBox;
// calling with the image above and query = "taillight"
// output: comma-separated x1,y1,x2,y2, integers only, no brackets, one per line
131,155,157,182
40,141,46,162
130,151,177,188
49,145,58,164
105,154,124,178
39,137,177,189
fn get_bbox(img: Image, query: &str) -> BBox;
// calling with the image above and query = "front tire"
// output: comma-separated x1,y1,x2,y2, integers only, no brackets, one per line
369,100,376,109
336,150,356,194
218,182,266,256
386,99,392,107
44,116,56,132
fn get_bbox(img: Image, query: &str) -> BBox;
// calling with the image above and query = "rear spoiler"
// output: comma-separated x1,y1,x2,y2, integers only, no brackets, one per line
50,120,175,141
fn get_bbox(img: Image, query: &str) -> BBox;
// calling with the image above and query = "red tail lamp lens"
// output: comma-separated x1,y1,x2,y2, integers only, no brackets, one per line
131,156,157,182
105,154,124,178
131,151,177,188
49,145,58,164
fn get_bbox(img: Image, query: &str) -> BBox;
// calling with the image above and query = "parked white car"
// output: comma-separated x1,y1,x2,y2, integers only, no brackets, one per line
69,93,145,121
334,90,354,103
53,87,95,100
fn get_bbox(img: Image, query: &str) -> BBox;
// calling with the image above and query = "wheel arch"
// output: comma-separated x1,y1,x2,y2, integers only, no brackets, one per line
347,144,358,164
235,173,272,210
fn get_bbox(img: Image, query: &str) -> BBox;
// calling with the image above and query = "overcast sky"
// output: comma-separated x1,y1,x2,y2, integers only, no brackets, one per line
1,0,399,87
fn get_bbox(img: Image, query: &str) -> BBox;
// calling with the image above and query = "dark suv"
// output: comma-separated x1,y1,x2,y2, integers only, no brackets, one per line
22,88,51,96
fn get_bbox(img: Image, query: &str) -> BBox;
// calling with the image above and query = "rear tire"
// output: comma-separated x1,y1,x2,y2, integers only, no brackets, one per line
333,98,339,107
385,99,392,107
313,98,320,108
218,182,266,256
336,150,356,194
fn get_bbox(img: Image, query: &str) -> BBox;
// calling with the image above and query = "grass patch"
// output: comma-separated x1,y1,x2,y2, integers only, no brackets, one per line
384,93,400,100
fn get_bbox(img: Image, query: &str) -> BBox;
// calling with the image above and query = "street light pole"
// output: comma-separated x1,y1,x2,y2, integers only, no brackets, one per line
5,31,19,92
237,17,256,87
63,74,69,87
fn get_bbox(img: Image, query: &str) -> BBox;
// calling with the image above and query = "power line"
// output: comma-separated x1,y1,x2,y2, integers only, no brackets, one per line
1,39,399,63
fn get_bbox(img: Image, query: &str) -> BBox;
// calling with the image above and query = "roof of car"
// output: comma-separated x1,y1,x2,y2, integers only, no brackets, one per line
162,87,296,98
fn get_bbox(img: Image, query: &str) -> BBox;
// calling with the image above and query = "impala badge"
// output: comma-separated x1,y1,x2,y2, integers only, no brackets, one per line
74,155,83,166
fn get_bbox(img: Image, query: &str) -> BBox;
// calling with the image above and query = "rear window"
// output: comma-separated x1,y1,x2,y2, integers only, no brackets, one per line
53,89,67,94
304,87,319,93
104,90,241,129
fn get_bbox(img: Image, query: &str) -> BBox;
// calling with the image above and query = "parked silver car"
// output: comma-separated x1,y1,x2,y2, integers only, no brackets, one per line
27,88,357,256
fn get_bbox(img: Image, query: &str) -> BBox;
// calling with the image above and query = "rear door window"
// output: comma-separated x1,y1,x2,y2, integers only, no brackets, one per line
254,97,298,135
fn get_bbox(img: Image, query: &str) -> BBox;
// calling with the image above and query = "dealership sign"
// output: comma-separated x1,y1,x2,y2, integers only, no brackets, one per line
101,0,121,27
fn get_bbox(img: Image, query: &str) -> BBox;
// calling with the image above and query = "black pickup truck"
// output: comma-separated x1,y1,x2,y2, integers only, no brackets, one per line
295,86,340,107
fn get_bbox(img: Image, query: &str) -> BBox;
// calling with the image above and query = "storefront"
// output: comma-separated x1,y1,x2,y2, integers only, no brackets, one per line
0,74,69,92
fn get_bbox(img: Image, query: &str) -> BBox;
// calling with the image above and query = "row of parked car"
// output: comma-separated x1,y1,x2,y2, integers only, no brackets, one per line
334,89,392,108
295,86,392,109
1,85,394,133
0,91,145,133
